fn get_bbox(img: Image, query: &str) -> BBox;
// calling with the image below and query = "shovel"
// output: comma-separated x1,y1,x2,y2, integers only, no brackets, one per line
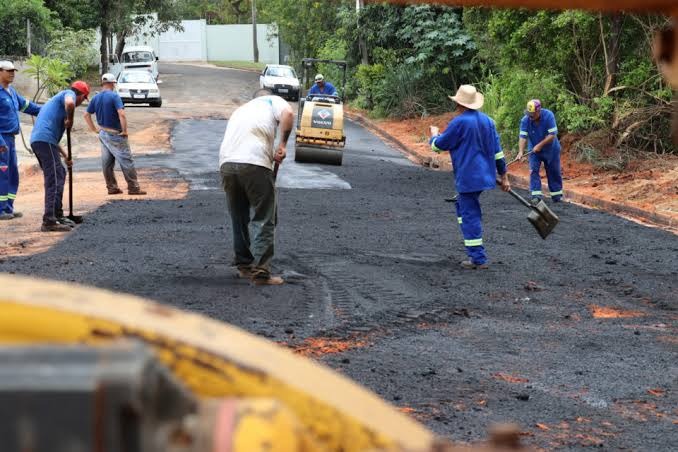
65,129,84,224
504,185,559,239
445,151,533,203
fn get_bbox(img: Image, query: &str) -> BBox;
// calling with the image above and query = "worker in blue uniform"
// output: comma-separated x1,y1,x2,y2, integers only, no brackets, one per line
430,85,510,269
0,61,41,220
517,99,563,202
307,74,338,97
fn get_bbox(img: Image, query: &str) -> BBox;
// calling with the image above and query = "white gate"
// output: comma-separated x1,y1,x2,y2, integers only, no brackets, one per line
158,20,207,61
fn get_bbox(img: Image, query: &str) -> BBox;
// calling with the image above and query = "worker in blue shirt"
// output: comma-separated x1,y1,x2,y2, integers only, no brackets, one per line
517,99,563,202
0,61,41,220
83,73,146,195
308,74,338,97
430,85,510,269
30,81,89,232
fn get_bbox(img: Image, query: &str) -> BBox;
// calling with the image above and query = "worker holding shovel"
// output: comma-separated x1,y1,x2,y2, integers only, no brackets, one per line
430,85,510,269
517,99,563,203
218,92,294,285
30,81,89,232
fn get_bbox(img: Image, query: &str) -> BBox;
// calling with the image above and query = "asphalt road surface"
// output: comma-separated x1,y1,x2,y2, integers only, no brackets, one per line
3,64,677,450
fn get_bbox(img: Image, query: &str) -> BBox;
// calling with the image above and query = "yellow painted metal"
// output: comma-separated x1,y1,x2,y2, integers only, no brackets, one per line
297,102,346,144
0,274,435,452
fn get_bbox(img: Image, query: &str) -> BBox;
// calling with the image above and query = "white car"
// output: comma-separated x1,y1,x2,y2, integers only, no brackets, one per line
120,45,159,80
116,70,162,107
259,64,300,101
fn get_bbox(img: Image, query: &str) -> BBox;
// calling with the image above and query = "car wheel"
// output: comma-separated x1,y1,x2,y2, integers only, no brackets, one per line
151,99,162,108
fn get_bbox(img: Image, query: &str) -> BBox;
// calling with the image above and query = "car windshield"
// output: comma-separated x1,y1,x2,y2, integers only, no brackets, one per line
266,67,296,78
123,51,154,63
119,72,154,84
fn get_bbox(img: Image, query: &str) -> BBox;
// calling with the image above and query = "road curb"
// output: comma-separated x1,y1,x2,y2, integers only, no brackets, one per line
346,110,677,231
345,111,452,171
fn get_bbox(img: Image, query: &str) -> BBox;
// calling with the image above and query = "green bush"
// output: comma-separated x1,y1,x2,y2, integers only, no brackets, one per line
23,54,74,100
0,0,58,55
45,28,98,78
479,69,566,151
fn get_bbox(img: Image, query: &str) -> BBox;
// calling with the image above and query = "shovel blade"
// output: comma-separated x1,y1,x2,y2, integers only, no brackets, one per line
527,200,559,239
67,215,84,224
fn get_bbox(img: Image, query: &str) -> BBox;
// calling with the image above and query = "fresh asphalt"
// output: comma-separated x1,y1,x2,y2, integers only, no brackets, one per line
2,64,676,449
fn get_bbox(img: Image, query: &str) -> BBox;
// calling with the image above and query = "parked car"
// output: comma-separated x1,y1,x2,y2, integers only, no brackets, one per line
120,45,159,80
259,65,300,101
116,70,162,107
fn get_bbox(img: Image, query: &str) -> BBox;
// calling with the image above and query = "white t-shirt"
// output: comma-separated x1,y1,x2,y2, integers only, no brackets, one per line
218,96,290,170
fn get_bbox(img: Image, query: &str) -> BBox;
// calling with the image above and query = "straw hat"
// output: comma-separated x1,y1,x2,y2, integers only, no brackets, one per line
448,84,484,110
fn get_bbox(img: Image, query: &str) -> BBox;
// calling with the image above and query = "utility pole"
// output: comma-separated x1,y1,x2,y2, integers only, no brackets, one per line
356,0,368,65
252,0,259,63
26,19,32,56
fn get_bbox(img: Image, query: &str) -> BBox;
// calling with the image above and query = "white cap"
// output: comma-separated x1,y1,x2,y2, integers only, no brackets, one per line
314,73,324,82
101,73,117,83
0,61,16,71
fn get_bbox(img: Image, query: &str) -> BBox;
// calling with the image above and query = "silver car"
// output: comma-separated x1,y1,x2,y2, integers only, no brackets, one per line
116,71,162,108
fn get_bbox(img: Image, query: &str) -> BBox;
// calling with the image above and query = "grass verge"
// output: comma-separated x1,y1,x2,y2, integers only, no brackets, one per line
210,61,266,72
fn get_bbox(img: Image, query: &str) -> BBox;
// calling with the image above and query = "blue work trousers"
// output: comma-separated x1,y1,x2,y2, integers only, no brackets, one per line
529,150,563,200
455,191,486,265
0,134,19,214
31,141,66,224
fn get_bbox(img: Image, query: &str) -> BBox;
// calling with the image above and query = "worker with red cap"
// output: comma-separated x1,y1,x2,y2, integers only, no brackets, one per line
30,81,89,232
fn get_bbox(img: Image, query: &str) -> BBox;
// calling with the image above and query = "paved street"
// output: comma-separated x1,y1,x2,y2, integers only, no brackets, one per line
3,63,677,450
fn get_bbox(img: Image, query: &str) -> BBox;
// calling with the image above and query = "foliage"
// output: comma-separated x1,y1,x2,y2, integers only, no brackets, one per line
45,29,99,78
257,0,351,66
43,0,98,30
341,4,477,119
175,0,252,24
465,7,675,157
0,0,59,56
479,69,567,151
23,55,74,101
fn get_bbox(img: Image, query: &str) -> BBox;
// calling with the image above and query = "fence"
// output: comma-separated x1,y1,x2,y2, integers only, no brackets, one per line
119,20,280,64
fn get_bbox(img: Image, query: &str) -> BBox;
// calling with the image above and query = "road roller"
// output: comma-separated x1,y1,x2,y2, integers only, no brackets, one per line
294,58,347,166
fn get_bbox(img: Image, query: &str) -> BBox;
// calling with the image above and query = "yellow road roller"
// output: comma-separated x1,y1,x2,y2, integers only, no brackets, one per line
295,58,347,166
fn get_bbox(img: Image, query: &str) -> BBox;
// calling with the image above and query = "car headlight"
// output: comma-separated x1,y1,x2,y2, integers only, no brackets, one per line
149,89,158,94
118,89,130,94
264,83,274,89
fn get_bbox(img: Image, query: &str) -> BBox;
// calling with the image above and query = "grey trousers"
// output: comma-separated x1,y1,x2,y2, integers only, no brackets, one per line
99,130,140,191
220,162,277,278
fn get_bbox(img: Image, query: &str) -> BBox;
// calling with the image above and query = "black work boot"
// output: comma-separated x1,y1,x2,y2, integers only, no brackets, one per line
41,221,72,232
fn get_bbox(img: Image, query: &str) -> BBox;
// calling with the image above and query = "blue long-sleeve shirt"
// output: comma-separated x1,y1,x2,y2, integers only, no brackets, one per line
0,86,41,147
308,81,337,96
430,110,507,193
519,108,560,154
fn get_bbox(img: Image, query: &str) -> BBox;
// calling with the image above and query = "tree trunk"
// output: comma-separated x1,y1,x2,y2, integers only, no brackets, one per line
100,22,109,74
115,31,127,60
603,13,625,95
356,0,369,65
252,0,259,63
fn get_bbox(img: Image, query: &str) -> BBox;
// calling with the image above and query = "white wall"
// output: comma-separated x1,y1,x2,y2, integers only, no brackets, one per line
158,20,207,61
97,19,278,64
206,24,278,63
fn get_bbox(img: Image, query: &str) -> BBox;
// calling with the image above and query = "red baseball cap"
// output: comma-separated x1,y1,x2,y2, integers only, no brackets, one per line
70,80,90,99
